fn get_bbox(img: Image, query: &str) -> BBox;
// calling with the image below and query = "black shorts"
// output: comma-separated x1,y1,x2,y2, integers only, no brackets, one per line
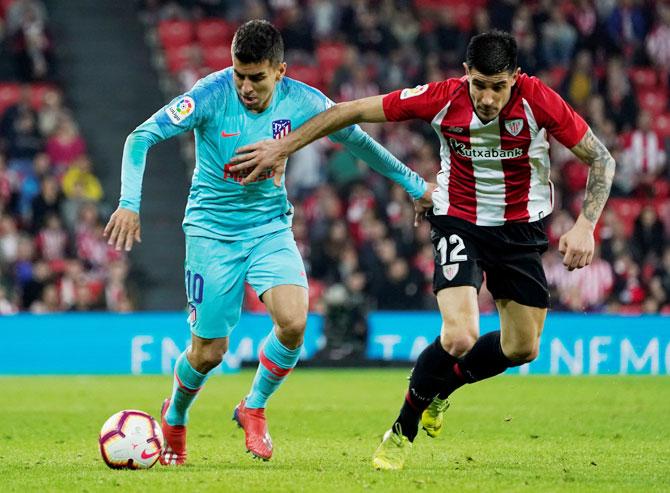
428,213,550,309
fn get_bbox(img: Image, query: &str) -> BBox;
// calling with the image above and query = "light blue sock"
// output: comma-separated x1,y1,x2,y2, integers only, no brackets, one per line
166,350,209,426
245,328,301,409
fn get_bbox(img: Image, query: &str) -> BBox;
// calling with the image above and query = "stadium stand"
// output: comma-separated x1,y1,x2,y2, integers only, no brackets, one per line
0,0,133,313
3,0,669,319
137,0,669,318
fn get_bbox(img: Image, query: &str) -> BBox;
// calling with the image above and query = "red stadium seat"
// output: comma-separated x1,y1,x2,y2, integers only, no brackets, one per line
196,19,234,48
164,44,196,74
158,20,194,49
607,198,643,237
288,64,323,91
202,46,232,71
316,41,347,85
629,67,658,91
0,82,20,115
637,89,669,116
29,83,57,110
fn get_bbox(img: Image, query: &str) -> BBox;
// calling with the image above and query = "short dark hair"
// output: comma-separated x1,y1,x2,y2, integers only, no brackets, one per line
232,19,284,65
466,31,517,75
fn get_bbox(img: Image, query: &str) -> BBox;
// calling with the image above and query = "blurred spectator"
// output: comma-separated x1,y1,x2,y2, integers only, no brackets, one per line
618,111,666,196
35,212,68,261
630,205,666,264
30,174,62,232
61,154,104,202
10,2,54,81
646,3,670,71
37,87,66,137
375,257,424,310
605,0,648,61
45,115,87,172
545,246,614,311
562,50,596,111
280,5,314,54
541,6,577,67
602,57,638,132
0,285,18,314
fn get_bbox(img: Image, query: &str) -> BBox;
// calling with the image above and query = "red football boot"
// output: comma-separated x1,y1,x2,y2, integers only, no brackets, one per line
159,398,187,466
232,399,273,460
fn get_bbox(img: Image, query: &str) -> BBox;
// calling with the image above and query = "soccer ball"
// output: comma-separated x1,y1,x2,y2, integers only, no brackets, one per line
98,410,164,469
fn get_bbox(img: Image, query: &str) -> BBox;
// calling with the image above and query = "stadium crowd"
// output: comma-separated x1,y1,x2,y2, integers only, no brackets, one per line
2,0,669,323
143,0,670,323
0,0,134,313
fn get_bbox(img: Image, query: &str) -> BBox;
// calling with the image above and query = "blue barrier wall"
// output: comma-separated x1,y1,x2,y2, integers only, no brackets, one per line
367,313,670,375
1,312,668,375
0,313,324,375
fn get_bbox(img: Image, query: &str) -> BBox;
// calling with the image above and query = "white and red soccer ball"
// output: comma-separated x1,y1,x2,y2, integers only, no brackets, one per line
99,410,164,469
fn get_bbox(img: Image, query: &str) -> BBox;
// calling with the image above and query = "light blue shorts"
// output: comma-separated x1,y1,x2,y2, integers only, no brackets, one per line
184,228,308,339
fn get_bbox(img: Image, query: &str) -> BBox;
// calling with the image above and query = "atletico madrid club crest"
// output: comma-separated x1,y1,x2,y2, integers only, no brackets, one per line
504,118,524,136
272,119,291,139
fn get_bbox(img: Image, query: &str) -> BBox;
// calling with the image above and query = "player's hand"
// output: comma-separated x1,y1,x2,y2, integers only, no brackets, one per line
229,139,288,187
104,207,141,252
558,214,595,271
413,181,436,227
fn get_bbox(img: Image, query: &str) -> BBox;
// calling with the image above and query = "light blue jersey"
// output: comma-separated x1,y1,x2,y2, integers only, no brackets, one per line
119,68,426,241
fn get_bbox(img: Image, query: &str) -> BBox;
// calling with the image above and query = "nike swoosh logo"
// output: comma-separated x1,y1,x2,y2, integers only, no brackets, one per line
221,131,240,137
141,449,160,459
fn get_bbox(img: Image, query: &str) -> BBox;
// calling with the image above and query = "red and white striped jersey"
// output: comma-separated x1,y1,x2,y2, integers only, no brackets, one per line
382,74,589,225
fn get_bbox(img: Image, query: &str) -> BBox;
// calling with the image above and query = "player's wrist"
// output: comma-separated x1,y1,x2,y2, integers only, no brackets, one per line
575,213,596,231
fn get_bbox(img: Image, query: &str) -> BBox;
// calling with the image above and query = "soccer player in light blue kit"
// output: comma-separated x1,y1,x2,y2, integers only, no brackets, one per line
104,20,432,465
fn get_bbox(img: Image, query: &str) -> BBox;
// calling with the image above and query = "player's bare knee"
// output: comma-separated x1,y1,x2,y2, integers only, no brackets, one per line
275,316,307,348
440,330,477,357
189,338,228,373
503,341,538,364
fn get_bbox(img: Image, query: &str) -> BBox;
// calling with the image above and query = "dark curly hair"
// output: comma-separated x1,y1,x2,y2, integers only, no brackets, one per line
232,19,284,65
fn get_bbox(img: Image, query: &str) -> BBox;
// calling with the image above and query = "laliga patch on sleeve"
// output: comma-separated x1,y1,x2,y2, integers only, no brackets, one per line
400,84,429,100
166,96,195,124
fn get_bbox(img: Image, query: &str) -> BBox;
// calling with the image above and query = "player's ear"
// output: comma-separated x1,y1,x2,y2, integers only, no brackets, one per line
276,62,287,81
463,62,469,78
511,67,521,86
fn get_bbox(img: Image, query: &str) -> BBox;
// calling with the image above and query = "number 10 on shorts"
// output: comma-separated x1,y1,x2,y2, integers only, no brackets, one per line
185,270,204,303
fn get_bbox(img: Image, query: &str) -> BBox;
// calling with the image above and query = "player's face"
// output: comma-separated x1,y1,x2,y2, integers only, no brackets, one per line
232,58,286,113
465,64,520,122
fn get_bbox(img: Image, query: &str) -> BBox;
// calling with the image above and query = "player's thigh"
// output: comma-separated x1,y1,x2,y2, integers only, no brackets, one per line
429,215,484,355
496,299,547,361
185,235,246,339
246,229,309,331
436,286,480,356
263,284,309,333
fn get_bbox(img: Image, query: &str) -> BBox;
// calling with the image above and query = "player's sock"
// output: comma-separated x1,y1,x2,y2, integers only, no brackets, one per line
165,350,209,426
393,336,459,442
245,328,301,409
438,330,519,398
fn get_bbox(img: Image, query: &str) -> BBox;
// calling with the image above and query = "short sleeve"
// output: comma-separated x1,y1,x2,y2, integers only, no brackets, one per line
382,81,450,122
527,77,588,149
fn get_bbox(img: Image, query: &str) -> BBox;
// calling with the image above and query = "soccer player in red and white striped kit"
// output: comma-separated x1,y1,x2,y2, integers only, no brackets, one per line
229,31,616,470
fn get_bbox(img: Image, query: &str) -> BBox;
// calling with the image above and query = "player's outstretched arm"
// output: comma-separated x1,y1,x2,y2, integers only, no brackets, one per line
104,207,141,252
229,96,387,185
558,128,616,271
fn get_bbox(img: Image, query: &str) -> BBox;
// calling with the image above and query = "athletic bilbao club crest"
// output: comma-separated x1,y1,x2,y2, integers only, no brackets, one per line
504,118,524,136
272,119,291,139
443,263,459,281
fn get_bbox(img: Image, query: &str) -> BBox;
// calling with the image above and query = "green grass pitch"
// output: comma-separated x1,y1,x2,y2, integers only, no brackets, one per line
0,370,668,492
